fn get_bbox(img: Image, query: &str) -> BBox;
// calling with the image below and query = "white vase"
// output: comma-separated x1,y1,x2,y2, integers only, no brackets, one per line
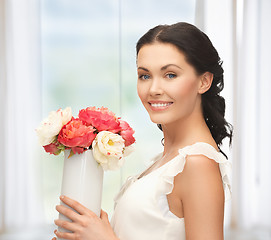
58,149,104,239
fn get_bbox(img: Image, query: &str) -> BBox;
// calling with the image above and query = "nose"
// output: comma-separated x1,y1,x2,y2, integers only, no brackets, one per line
149,78,163,96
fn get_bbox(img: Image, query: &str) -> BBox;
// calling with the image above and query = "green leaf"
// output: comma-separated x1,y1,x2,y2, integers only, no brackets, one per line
68,149,75,158
54,149,62,155
57,144,66,150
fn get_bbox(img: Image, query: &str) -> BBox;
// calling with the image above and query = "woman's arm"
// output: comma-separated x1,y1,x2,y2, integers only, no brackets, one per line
176,154,225,240
52,195,120,240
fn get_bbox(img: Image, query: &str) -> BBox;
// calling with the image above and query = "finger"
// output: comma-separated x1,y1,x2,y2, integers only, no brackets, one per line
60,195,96,216
51,238,56,240
54,219,77,232
54,229,74,240
56,204,82,222
100,209,109,223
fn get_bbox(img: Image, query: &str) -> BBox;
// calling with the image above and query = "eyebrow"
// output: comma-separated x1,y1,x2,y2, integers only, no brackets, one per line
161,64,182,70
137,64,182,72
137,67,149,72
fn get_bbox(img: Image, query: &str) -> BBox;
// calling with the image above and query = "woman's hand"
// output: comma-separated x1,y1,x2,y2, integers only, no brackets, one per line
52,195,119,240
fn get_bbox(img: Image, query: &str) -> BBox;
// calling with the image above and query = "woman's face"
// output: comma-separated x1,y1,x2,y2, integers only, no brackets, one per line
136,42,203,126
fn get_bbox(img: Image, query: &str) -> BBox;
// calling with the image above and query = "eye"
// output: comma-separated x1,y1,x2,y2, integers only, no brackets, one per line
139,74,151,80
166,73,177,79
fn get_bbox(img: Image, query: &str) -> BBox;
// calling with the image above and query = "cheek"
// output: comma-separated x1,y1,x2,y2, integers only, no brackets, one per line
171,80,198,101
136,83,141,97
137,83,145,102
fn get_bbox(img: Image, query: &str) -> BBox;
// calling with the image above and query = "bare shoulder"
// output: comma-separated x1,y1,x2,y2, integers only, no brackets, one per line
175,154,225,239
175,154,223,192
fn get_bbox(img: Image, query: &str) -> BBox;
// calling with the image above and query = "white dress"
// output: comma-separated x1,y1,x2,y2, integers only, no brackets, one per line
110,142,232,240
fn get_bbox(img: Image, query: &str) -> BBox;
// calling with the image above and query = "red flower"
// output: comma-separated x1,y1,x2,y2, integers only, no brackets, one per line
78,106,121,133
119,119,135,146
71,146,86,154
43,142,62,155
58,118,96,148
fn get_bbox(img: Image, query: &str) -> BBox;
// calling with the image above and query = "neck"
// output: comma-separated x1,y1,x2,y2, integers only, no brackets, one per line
161,107,213,156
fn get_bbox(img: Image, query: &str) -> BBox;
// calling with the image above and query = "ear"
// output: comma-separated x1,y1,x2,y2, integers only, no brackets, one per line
198,72,213,94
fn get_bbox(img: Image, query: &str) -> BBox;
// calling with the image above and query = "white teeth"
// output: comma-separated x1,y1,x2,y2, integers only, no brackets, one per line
150,103,172,107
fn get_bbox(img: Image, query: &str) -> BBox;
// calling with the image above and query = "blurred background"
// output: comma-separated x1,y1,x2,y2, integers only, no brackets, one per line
0,0,271,239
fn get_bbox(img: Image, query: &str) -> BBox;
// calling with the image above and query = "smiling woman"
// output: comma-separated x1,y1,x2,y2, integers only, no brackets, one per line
52,22,233,240
110,22,233,240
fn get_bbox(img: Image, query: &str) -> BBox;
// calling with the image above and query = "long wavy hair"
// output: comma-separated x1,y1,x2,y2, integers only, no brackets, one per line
136,22,233,159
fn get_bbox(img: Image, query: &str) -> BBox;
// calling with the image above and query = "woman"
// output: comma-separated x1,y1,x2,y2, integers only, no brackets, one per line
52,22,233,240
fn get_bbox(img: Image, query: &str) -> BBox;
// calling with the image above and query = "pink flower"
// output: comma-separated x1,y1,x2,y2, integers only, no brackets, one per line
119,119,135,146
78,106,121,133
58,118,96,149
43,142,62,155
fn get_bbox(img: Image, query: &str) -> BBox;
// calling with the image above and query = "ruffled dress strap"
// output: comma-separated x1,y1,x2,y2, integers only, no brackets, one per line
159,142,232,202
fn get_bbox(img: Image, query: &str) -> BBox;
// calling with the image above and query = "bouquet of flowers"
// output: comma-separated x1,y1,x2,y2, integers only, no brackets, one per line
36,106,135,238
36,106,135,170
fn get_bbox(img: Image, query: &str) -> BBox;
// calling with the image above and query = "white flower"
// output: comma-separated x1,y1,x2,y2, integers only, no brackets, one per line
92,131,126,171
36,107,72,146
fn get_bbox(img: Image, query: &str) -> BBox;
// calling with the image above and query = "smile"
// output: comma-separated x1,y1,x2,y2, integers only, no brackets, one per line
148,102,173,111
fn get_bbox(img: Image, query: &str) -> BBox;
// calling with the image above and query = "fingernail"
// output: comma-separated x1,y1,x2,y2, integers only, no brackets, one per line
54,229,57,234
60,195,64,200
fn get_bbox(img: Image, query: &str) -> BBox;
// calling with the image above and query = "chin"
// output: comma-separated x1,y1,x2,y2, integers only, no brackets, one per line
149,116,172,125
149,112,186,126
